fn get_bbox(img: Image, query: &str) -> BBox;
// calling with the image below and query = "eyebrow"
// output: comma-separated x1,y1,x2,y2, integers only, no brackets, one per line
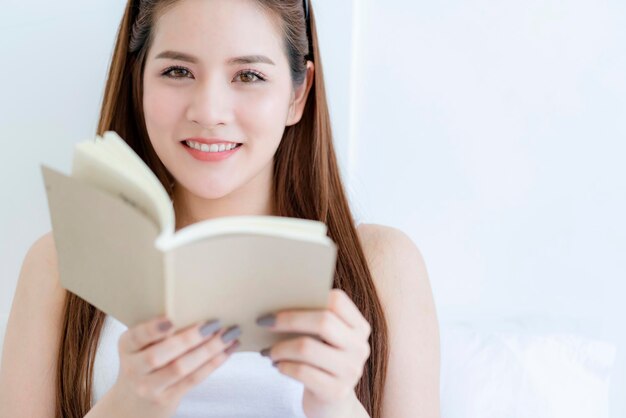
155,50,275,65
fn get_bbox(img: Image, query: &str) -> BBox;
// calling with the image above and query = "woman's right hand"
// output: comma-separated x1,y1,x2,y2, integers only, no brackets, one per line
109,315,241,418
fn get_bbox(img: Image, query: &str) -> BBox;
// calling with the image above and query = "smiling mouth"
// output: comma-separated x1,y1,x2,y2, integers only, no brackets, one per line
181,140,243,153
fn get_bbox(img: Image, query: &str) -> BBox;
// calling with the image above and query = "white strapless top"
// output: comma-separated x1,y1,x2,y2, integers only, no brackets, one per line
93,314,306,417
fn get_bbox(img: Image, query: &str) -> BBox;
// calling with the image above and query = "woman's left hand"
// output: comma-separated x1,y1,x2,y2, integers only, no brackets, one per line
256,289,372,418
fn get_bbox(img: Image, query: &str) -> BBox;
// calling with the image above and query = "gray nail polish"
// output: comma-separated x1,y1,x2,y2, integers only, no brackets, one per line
199,319,221,337
158,320,173,332
256,314,276,327
221,325,242,344
224,340,241,355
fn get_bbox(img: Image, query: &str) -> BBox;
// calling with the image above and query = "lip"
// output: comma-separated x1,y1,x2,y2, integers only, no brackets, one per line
183,137,242,145
181,141,242,162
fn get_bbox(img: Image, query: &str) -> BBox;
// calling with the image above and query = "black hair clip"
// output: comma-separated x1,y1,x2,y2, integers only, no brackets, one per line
303,0,309,22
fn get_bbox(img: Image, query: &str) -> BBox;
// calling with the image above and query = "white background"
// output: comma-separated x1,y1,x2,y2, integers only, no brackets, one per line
1,0,624,416
347,0,625,416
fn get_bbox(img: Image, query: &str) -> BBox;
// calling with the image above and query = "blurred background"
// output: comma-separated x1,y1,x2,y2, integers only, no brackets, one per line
1,0,624,417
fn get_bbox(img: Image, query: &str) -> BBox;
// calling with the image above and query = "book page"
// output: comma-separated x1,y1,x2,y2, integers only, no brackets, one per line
156,215,330,251
72,131,174,235
164,233,337,352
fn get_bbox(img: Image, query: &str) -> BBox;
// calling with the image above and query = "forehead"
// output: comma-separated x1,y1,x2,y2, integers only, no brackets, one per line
149,0,285,65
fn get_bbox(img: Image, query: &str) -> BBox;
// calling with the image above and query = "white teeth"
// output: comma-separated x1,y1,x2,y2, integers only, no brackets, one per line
185,140,239,153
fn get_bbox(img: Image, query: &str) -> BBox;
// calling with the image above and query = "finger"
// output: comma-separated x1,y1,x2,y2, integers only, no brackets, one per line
145,327,238,392
264,336,351,378
130,320,226,375
274,360,348,401
328,289,372,339
119,315,176,354
260,310,353,349
162,348,232,403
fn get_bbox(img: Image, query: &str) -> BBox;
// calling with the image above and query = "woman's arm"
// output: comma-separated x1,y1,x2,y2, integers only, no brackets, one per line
0,232,66,418
358,224,441,418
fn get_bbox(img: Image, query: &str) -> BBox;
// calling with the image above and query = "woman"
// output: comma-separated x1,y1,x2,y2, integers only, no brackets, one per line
0,0,440,417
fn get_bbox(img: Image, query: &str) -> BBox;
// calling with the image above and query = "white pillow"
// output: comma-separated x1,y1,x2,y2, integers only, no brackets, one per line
440,322,616,418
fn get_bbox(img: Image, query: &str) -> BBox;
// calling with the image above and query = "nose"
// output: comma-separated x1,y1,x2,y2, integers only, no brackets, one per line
186,76,234,128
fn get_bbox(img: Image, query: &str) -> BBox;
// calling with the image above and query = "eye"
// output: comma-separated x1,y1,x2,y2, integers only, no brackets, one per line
161,65,192,80
235,70,266,83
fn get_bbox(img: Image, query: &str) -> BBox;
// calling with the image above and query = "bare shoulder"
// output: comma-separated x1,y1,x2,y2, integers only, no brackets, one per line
28,230,59,267
356,222,423,258
0,231,66,418
10,230,64,302
356,223,430,298
17,231,64,296
355,222,434,323
356,223,441,417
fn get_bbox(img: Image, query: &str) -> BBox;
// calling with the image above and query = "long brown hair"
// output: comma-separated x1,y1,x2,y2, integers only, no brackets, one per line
55,1,389,417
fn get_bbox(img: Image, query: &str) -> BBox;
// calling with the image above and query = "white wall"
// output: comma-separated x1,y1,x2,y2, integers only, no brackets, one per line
349,0,626,416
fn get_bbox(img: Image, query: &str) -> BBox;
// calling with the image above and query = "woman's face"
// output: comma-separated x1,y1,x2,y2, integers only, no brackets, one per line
142,0,311,199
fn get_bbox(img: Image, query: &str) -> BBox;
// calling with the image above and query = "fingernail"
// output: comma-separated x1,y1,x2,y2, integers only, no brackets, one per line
260,347,271,357
158,320,173,332
256,314,276,327
199,319,221,337
221,325,242,344
224,340,241,355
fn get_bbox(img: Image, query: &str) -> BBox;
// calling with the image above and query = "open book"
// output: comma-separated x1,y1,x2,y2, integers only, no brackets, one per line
41,131,337,352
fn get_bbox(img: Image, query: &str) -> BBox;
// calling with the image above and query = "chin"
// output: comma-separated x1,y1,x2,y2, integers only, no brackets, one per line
180,179,237,200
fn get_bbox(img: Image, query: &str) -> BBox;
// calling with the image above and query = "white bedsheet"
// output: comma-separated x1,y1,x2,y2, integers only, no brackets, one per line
441,320,617,418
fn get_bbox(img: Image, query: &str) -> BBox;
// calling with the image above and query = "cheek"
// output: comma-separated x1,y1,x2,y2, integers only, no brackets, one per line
143,80,185,136
235,91,291,143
